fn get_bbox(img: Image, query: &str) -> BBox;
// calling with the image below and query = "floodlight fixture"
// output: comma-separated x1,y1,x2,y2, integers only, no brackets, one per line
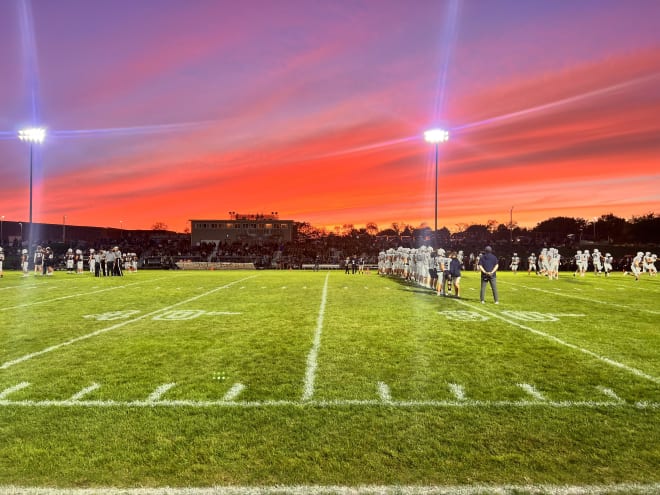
424,128,449,144
424,128,450,247
18,127,46,143
18,127,46,248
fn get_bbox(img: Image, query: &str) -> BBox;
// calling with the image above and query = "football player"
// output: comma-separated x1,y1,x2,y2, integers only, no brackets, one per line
527,253,537,275
0,247,4,278
510,253,520,274
592,249,603,275
75,249,84,274
65,248,75,274
89,249,96,275
630,251,643,281
44,247,55,276
33,246,44,276
603,253,613,277
21,249,29,277
648,254,657,276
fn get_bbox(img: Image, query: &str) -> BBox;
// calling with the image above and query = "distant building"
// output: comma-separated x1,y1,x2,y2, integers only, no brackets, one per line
190,213,295,246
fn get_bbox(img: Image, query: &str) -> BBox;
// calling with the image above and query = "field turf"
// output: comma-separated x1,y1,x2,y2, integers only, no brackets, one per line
0,268,658,494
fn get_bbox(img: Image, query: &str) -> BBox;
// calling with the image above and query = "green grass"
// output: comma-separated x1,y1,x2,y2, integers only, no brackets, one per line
0,268,658,490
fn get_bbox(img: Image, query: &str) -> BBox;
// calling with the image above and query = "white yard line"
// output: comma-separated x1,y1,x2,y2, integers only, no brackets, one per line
502,281,660,315
0,277,169,312
0,382,30,399
66,383,100,402
2,483,660,495
222,383,245,401
1,398,658,409
452,299,660,385
301,272,330,401
0,275,256,370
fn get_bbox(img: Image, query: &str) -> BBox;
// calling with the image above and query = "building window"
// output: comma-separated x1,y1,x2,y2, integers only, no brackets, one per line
281,224,288,229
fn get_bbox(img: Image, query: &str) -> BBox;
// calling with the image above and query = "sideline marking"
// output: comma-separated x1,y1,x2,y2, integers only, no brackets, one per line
301,272,330,401
377,381,392,402
147,383,176,402
0,382,30,399
222,383,245,401
2,398,657,409
67,383,100,402
452,299,660,385
0,276,257,370
2,484,660,495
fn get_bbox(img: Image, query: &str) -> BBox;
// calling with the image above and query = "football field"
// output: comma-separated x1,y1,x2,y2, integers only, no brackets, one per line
0,269,658,494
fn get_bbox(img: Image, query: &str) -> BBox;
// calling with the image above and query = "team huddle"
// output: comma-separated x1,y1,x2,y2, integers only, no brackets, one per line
377,246,464,297
17,246,139,278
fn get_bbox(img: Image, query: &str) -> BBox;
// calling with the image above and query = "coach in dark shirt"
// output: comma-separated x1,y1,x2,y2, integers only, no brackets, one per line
478,246,499,304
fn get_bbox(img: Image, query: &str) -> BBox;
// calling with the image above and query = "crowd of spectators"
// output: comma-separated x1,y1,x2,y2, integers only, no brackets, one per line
0,229,654,272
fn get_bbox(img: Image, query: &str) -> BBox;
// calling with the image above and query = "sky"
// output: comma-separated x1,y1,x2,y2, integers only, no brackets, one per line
1,0,659,234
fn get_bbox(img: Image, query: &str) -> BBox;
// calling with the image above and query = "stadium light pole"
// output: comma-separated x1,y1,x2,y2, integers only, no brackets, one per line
18,128,46,249
593,217,597,241
1,215,4,244
510,206,514,244
424,128,449,247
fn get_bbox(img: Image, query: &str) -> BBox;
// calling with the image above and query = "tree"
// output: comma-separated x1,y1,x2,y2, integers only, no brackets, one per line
533,217,586,235
365,222,379,236
596,213,628,243
295,222,322,241
464,224,490,241
629,213,660,243
152,222,168,231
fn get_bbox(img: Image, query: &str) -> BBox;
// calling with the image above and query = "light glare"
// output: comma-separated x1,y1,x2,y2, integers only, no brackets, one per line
18,127,46,143
424,128,449,143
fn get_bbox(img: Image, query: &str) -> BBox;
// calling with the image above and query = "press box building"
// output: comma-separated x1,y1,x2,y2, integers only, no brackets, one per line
190,213,295,246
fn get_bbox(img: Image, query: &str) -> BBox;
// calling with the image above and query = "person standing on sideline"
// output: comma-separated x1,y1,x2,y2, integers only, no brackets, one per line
479,246,499,304
444,251,462,298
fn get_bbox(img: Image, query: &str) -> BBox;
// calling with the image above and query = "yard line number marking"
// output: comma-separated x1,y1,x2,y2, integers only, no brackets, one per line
503,281,660,316
0,275,257,370
302,272,330,401
452,299,660,385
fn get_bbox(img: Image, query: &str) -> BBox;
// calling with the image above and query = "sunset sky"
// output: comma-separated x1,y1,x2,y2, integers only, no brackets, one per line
1,0,659,233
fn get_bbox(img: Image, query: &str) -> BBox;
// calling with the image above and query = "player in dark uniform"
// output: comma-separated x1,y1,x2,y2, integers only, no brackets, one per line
33,246,44,276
